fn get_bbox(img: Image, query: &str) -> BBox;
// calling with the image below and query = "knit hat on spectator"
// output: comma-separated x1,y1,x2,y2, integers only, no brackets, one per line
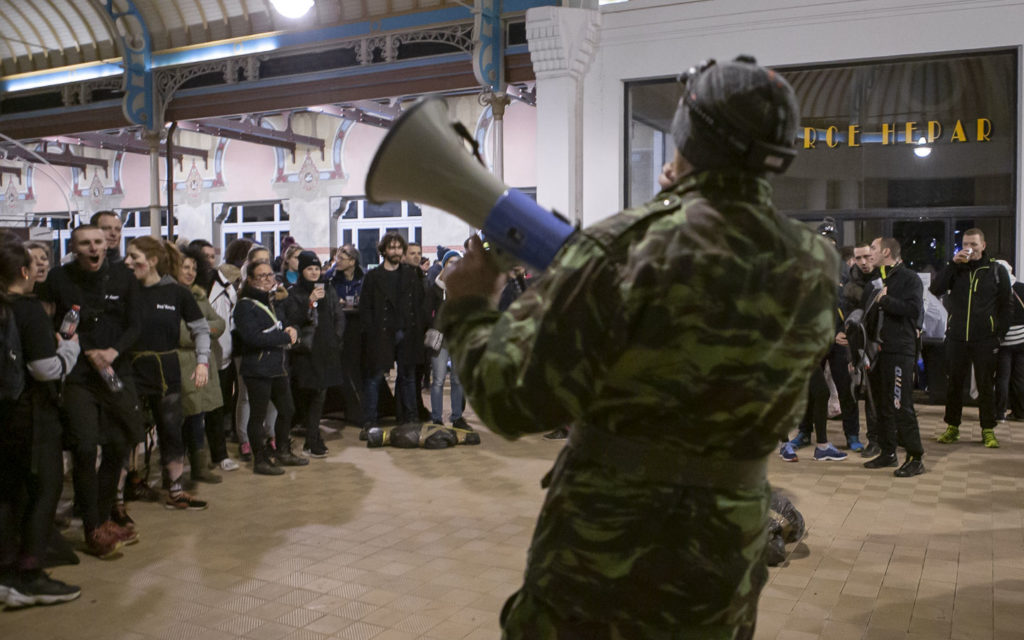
441,250,463,267
298,250,321,273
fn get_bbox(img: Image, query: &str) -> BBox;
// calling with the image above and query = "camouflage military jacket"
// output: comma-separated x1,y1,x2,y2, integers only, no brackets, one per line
441,169,837,634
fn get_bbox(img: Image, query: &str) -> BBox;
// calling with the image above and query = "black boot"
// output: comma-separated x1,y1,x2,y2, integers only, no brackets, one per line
274,440,309,467
253,448,284,476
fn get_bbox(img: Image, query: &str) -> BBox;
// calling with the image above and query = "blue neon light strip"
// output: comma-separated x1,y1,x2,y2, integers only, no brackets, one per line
0,0,555,94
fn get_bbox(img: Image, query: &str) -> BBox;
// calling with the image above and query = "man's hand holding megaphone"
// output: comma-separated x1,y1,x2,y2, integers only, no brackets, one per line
444,236,505,302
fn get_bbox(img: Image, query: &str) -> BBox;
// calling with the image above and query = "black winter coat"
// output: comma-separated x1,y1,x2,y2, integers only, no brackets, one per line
929,253,1010,342
234,283,291,378
874,262,924,357
360,263,426,371
282,280,346,389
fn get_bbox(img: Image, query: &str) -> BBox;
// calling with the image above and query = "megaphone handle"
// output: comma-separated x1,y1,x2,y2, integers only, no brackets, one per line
451,122,485,166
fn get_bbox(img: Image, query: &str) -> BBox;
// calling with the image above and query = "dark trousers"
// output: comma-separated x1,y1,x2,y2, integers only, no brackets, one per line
217,360,237,444
944,338,999,429
364,362,416,425
869,352,923,458
798,365,830,443
996,343,1024,419
62,383,133,533
826,344,859,438
0,401,63,571
295,387,327,449
244,376,294,454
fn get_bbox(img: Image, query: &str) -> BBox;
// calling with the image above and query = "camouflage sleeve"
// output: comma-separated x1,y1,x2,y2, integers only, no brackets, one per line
439,236,617,439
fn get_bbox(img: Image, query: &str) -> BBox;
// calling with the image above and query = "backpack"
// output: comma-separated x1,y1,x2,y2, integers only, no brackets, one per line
0,303,25,401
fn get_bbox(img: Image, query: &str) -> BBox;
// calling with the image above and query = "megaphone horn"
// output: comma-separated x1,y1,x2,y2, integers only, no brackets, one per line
365,96,574,270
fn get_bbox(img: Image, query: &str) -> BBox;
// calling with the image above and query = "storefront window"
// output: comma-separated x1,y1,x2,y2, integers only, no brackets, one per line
625,50,1018,267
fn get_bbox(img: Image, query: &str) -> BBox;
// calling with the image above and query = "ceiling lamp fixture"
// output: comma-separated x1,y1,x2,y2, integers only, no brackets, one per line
271,0,314,19
913,136,932,158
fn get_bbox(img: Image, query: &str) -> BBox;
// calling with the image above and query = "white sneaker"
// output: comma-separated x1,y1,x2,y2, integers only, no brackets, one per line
219,458,240,472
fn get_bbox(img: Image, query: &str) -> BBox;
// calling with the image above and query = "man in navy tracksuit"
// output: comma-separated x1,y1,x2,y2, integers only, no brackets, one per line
930,228,1009,448
862,237,926,477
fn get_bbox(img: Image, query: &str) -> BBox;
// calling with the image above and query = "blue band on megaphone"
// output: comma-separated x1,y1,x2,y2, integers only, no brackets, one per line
483,189,575,270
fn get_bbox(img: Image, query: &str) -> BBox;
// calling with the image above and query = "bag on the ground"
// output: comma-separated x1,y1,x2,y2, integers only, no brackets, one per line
766,491,806,567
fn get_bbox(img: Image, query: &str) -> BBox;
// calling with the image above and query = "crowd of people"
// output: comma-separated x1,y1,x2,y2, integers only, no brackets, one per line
781,226,1019,479
0,214,531,609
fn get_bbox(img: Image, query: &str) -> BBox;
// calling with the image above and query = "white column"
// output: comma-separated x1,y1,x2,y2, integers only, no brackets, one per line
146,132,162,238
526,6,600,225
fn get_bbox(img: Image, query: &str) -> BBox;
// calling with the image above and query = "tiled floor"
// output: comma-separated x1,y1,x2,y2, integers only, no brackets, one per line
1,400,1021,639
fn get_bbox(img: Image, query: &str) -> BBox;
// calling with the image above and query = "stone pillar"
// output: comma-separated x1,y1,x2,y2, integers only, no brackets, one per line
526,6,600,225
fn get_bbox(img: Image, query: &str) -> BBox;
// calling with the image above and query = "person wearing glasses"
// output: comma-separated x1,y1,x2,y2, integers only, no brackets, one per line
233,260,308,475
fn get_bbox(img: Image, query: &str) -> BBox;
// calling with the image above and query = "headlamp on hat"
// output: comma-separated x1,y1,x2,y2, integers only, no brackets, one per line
672,55,800,174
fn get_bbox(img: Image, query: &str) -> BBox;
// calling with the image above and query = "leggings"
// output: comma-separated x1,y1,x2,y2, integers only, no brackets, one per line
141,392,185,466
234,359,276,446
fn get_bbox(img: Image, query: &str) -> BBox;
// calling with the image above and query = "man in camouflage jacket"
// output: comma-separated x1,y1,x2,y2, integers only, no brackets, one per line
440,56,837,639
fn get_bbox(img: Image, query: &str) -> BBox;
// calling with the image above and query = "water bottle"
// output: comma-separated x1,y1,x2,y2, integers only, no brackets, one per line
100,366,125,393
59,305,80,339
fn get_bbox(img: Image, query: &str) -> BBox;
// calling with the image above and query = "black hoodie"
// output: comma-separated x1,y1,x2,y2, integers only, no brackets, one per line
929,252,1009,342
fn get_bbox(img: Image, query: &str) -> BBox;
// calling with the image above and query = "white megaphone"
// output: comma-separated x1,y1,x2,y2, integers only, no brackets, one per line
365,96,575,270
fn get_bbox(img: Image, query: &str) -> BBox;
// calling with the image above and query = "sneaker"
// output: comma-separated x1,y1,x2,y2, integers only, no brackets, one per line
788,432,812,450
451,417,473,431
863,453,898,469
219,457,240,471
100,520,138,546
85,528,123,559
239,442,252,462
165,491,208,511
846,436,865,453
936,424,960,444
0,568,15,602
860,442,882,458
779,442,798,462
543,428,568,440
110,502,135,530
3,570,81,608
982,428,1001,448
302,443,329,459
124,475,161,503
813,444,848,461
894,457,925,477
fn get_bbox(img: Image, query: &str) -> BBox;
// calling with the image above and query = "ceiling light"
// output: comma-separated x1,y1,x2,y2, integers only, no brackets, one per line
913,136,931,158
271,0,314,19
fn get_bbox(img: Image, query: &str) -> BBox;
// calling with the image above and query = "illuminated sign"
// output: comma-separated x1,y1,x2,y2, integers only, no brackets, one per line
802,118,992,148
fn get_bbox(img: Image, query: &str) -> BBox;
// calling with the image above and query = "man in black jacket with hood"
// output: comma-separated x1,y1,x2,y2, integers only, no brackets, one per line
862,237,926,477
930,228,1010,448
